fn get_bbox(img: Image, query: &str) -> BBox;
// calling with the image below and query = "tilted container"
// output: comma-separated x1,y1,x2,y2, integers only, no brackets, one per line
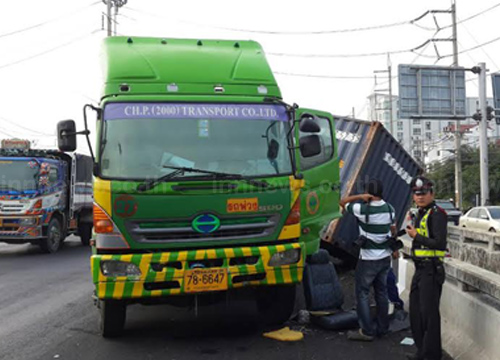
324,118,422,257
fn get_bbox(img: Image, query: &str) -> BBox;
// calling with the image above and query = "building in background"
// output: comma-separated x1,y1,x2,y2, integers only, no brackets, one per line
368,93,497,166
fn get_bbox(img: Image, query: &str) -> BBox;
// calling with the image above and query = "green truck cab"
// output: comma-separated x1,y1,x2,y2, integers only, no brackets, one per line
57,37,341,337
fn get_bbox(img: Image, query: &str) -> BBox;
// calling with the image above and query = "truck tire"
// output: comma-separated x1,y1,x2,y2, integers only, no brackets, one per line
99,300,126,338
79,223,92,246
256,285,296,326
39,218,62,253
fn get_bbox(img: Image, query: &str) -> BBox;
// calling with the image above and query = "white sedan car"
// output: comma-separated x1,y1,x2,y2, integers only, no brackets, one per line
459,206,500,232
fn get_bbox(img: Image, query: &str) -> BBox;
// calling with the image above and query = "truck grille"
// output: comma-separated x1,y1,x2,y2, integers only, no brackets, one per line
0,203,27,214
125,214,280,243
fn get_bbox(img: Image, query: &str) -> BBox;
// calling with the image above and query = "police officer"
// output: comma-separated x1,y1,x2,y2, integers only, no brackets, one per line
406,176,447,360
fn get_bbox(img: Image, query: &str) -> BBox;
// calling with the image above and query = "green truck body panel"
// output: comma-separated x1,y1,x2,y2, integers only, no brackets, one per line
109,181,292,251
90,37,340,301
102,37,281,98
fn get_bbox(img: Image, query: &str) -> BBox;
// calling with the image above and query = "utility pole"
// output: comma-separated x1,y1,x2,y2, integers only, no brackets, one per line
478,62,489,205
113,0,128,36
114,4,119,36
373,55,394,135
388,53,394,135
103,0,127,37
451,0,463,210
105,0,112,37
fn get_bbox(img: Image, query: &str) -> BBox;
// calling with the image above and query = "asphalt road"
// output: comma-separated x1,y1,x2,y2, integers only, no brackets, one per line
0,237,447,360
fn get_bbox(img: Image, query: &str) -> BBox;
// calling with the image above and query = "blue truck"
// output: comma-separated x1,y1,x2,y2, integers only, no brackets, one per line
0,140,93,253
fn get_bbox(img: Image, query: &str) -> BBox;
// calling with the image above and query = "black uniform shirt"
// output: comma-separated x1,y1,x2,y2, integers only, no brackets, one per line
411,201,448,251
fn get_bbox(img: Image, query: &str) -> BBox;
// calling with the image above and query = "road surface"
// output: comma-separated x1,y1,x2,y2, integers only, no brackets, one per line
0,237,451,360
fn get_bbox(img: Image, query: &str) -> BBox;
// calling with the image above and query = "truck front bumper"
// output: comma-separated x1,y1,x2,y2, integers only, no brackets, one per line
91,242,305,300
0,216,42,240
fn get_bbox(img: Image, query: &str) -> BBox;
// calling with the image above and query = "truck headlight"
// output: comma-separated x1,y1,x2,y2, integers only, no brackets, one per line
268,249,301,267
100,261,142,277
19,218,37,226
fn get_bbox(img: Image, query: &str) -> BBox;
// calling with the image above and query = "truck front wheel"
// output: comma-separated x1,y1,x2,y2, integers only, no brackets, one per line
79,223,92,246
256,285,296,326
99,300,126,338
39,218,62,253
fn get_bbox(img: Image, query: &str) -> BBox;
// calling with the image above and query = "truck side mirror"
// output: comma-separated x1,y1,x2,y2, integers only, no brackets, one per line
300,135,321,158
299,115,321,133
57,120,77,152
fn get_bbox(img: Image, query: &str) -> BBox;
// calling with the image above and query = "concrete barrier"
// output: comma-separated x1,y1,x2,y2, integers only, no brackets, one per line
448,226,500,274
399,236,500,360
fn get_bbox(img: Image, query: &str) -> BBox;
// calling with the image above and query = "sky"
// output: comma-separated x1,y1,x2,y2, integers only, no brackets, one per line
0,0,499,152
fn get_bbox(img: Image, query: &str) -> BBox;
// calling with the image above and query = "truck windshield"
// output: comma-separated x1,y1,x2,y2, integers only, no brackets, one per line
0,160,38,191
100,103,293,180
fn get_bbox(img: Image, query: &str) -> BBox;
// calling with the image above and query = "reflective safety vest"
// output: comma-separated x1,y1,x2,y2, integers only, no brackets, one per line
414,207,446,259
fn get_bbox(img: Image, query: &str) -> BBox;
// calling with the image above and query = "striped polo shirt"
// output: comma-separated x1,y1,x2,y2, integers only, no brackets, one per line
345,200,396,260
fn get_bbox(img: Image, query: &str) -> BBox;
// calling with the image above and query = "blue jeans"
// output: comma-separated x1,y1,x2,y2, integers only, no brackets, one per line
387,267,404,309
355,256,391,336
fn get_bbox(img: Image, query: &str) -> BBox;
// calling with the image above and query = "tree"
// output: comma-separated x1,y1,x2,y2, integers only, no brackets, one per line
427,145,500,209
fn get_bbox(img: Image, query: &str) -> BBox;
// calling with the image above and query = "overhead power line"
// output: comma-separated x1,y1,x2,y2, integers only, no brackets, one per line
0,29,103,71
0,117,54,137
275,72,373,80
123,5,499,62
0,125,16,138
0,1,100,39
442,2,500,29
267,38,438,59
441,34,500,59
458,17,499,70
125,7,437,35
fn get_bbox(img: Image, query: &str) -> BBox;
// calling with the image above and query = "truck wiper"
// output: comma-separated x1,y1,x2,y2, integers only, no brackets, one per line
162,166,270,188
136,168,185,192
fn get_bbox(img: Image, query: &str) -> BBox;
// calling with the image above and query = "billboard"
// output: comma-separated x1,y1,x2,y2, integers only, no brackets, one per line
398,65,466,119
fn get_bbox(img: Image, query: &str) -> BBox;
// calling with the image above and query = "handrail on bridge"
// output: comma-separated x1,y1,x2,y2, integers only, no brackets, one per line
399,225,500,302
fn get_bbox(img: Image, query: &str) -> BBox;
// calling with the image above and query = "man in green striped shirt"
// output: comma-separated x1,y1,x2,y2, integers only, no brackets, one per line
340,179,396,341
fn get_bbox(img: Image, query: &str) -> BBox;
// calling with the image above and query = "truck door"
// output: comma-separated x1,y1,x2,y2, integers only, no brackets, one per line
296,109,341,251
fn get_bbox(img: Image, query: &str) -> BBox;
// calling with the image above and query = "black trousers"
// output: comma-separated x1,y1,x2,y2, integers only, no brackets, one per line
409,260,445,360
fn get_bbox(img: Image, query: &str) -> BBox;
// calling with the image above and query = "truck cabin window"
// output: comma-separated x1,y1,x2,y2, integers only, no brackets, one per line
100,103,293,180
299,116,334,170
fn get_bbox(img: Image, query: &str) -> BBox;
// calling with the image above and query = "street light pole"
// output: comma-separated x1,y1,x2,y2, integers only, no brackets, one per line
478,63,489,205
451,0,463,210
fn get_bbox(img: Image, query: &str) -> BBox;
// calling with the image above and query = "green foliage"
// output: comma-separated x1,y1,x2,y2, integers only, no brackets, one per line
427,145,500,209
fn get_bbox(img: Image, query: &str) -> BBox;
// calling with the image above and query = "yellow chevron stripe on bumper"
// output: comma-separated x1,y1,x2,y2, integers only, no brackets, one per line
91,242,304,300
